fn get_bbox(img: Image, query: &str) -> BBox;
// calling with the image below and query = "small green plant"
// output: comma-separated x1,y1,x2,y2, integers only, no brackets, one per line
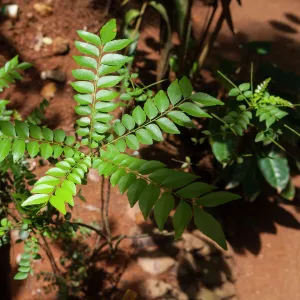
202,68,299,201
0,19,240,285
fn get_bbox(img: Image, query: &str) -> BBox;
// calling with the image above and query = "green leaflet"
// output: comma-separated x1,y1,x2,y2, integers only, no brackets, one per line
196,191,240,207
179,102,211,118
122,114,136,130
173,200,192,240
189,93,223,106
132,106,146,125
27,141,39,158
154,192,174,231
103,39,132,52
100,19,117,44
126,135,139,150
194,206,227,250
258,151,289,193
156,117,180,134
146,124,164,141
114,122,126,136
71,81,94,93
97,76,124,88
139,184,160,220
12,139,25,162
118,173,136,194
127,179,148,207
72,69,96,81
15,120,29,137
144,99,158,120
211,135,236,165
179,76,193,98
101,54,132,66
73,56,97,69
22,194,49,206
77,30,101,46
167,79,182,105
168,111,194,127
0,139,11,162
136,129,153,145
75,41,100,57
176,182,216,198
154,90,170,113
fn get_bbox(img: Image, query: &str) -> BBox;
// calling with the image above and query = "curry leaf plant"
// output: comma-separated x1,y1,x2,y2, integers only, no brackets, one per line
205,69,299,201
0,20,240,275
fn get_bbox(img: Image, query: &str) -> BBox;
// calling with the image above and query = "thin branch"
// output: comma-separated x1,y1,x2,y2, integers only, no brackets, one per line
104,180,113,251
69,221,107,241
40,235,60,275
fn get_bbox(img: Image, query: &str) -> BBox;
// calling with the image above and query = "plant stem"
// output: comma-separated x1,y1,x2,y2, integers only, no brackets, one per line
40,235,60,275
104,181,112,251
284,124,300,138
69,221,107,240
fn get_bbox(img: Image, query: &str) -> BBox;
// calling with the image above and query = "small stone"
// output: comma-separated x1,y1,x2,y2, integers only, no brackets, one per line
42,37,53,45
138,255,175,275
40,82,57,99
4,4,19,19
196,288,221,300
41,69,65,82
27,12,34,19
84,204,100,212
53,37,69,55
88,169,99,182
214,282,236,299
33,3,53,16
182,232,206,252
33,32,44,52
192,229,217,256
140,279,172,299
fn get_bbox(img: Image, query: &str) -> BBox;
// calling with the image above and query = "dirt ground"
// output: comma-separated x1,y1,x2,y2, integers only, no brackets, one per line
1,0,300,299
